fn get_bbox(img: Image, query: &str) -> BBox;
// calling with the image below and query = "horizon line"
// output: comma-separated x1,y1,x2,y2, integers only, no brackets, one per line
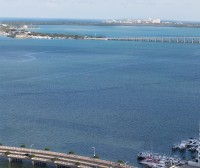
0,17,200,23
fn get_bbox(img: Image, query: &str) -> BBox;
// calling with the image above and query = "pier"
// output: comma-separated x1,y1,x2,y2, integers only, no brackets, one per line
0,146,133,168
86,36,200,45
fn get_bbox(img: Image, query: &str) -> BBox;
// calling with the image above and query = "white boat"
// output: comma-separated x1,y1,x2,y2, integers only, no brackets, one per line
140,160,158,168
172,138,200,152
137,151,153,160
140,158,167,168
186,138,199,147
139,153,181,168
179,141,187,150
172,143,180,151
168,157,181,165
156,160,166,168
153,154,162,161
188,146,198,152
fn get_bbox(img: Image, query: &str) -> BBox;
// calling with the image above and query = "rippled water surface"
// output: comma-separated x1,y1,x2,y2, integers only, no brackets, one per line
0,26,200,167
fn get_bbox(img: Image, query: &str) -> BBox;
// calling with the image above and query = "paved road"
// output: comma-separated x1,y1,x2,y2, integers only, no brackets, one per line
85,36,200,44
0,146,134,168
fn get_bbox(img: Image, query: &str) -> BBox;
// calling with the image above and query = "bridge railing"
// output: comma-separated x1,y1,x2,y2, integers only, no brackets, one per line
0,146,134,168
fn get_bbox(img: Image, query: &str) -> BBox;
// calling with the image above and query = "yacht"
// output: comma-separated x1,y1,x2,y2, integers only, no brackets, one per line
137,151,153,160
179,141,187,150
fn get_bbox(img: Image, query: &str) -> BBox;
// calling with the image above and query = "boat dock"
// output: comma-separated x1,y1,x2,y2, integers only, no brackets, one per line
137,127,200,168
0,146,134,168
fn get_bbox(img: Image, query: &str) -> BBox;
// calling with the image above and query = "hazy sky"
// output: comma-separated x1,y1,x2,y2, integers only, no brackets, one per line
0,0,199,21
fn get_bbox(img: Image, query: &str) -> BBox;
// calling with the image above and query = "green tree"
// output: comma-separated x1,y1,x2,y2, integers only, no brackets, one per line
75,162,80,166
20,144,26,148
118,160,123,164
29,154,35,158
5,151,11,156
51,158,59,162
0,143,2,146
68,151,75,155
44,147,50,151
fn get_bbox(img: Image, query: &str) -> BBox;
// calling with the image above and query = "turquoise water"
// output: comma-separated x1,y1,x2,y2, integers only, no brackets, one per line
30,25,200,37
0,26,200,167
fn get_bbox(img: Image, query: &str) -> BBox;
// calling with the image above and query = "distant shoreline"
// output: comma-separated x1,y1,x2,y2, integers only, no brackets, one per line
1,21,200,43
1,20,200,28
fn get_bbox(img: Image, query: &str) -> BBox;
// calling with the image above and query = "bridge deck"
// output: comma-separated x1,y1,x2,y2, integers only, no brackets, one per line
85,36,200,44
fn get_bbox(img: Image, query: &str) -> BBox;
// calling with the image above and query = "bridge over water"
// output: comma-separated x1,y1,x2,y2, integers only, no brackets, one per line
0,146,134,168
86,36,200,44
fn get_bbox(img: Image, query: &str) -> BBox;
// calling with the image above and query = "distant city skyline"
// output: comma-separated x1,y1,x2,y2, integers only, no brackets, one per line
0,0,200,21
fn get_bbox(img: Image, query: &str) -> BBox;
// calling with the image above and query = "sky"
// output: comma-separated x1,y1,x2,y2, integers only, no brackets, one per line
0,0,200,21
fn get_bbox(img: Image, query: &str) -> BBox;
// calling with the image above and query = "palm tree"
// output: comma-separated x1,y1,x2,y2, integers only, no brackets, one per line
29,154,35,158
51,157,59,162
68,151,75,154
20,144,26,148
44,147,50,151
75,162,80,167
5,151,11,156
118,160,123,164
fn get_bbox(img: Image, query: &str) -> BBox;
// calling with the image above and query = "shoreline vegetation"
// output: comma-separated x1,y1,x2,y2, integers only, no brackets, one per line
0,24,101,40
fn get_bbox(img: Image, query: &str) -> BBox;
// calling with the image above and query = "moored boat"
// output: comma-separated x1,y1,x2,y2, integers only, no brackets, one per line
179,141,187,150
138,152,181,168
137,151,153,160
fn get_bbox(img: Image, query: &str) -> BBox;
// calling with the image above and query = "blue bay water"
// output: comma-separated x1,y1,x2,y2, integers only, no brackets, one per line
30,25,200,38
0,26,200,167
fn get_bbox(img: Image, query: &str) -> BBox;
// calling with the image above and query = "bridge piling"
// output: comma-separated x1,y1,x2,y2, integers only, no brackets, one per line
12,158,22,163
8,158,12,163
35,161,47,167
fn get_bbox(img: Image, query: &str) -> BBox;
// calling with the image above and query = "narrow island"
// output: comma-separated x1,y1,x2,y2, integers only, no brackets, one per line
1,23,200,45
0,24,97,40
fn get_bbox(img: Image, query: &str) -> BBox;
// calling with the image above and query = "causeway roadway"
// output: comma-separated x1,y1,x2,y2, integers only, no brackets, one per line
0,146,134,168
85,36,200,44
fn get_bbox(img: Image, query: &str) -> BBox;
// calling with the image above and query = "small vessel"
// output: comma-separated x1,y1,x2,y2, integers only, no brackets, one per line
140,160,158,168
188,146,197,152
172,138,199,152
137,151,153,160
168,157,181,165
138,152,181,168
186,138,198,147
172,143,180,151
179,141,187,150
156,159,166,168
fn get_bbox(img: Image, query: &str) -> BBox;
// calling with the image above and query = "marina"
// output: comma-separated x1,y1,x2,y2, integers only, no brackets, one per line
138,129,200,168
